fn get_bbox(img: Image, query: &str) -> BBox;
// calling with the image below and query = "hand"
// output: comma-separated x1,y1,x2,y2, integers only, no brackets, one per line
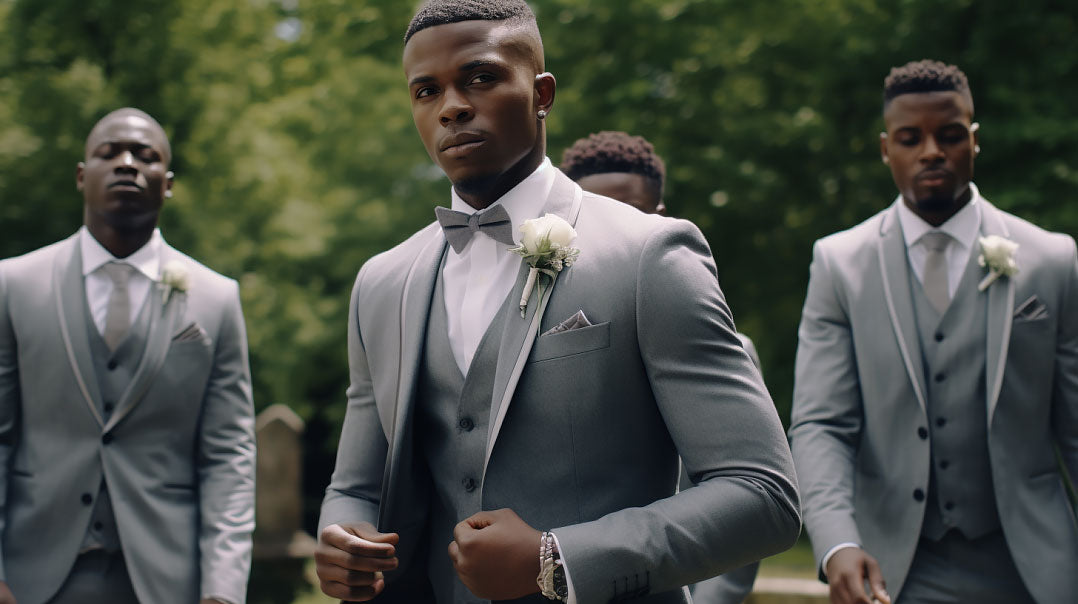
0,582,15,604
448,508,543,600
825,547,890,604
315,522,399,602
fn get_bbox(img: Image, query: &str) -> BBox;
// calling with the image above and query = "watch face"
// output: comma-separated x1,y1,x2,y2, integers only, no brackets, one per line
553,566,567,598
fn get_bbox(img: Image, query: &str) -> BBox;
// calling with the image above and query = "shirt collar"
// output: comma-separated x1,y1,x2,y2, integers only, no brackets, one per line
449,157,555,245
79,225,164,281
896,182,983,252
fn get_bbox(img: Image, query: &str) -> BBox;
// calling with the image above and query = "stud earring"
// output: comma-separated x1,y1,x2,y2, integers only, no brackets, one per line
537,110,548,120
974,144,981,154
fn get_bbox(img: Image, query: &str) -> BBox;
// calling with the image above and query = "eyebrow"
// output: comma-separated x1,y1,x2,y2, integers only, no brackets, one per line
408,59,503,87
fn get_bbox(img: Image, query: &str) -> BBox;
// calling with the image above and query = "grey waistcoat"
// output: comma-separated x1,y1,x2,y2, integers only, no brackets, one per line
909,247,1001,541
415,267,512,604
79,291,153,553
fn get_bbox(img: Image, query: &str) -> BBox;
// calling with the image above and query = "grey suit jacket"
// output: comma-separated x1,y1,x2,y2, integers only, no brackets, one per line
320,170,800,604
789,199,1078,602
0,234,256,604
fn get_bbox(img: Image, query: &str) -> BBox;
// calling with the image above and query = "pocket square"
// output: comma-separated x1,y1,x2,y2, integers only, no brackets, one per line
172,322,209,342
541,310,592,336
1013,295,1049,321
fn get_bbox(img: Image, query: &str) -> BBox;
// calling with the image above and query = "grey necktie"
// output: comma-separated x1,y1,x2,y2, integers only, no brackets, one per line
102,262,133,352
921,231,952,314
435,204,515,253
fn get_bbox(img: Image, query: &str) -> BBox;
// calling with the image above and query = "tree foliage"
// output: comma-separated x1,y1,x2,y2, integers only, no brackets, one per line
2,0,1076,529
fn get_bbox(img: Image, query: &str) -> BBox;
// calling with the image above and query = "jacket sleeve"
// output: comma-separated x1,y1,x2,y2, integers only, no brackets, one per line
197,280,257,604
0,264,18,582
787,241,865,580
1052,236,1078,490
553,220,801,603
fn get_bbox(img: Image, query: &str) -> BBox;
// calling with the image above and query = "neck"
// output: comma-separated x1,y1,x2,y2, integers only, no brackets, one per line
455,144,545,211
907,185,972,228
85,221,154,259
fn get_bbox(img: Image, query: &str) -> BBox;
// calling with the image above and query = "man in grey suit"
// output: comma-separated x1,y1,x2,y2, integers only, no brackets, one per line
0,108,256,603
562,130,761,604
790,59,1078,604
314,1,800,603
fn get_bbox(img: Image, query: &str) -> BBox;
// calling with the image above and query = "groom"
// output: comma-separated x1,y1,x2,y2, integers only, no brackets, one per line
790,60,1078,603
0,108,255,604
315,1,800,603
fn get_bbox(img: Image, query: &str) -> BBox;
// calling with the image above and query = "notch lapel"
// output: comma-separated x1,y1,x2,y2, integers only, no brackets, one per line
377,230,445,530
53,235,105,428
484,173,583,474
980,202,1013,422
103,250,185,433
877,204,928,413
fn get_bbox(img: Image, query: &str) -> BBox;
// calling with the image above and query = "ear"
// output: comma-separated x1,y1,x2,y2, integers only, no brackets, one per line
76,161,86,191
535,72,556,116
164,170,175,198
879,132,890,165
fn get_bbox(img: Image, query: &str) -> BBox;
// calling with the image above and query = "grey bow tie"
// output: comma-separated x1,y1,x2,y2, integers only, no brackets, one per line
435,204,515,253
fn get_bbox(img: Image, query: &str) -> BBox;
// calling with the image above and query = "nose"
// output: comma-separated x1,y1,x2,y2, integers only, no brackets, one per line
439,88,473,125
920,136,944,163
114,150,137,172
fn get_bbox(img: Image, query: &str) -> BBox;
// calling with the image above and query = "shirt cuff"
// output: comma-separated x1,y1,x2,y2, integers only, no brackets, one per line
550,532,577,604
821,542,861,578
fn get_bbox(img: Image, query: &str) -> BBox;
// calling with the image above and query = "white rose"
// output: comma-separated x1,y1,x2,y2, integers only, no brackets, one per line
519,214,576,252
161,260,191,292
978,235,1019,275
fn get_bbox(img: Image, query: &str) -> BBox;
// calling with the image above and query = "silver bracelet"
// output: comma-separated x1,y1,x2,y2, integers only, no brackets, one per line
537,531,567,601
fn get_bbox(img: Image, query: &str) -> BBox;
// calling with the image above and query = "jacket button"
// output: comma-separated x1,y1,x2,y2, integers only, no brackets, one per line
934,373,945,383
944,501,955,511
462,478,477,492
102,433,114,445
917,427,928,440
103,402,115,413
913,488,925,502
81,493,93,505
458,417,474,431
936,417,946,427
107,360,119,371
939,460,950,470
934,332,944,342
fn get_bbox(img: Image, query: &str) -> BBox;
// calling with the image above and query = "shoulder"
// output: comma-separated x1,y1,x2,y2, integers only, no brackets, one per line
987,202,1076,264
354,221,442,292
0,235,76,279
574,192,711,263
162,245,240,304
812,207,889,261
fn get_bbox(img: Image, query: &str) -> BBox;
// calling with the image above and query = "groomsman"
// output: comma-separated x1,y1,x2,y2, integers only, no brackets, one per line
563,130,762,603
0,108,256,603
790,59,1078,604
315,1,800,603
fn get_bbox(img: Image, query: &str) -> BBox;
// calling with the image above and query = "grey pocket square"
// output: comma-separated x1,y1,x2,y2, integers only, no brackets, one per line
173,322,209,342
541,310,592,336
1013,295,1049,321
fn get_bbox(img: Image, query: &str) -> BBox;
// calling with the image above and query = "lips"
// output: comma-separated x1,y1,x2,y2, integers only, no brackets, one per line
439,132,486,154
109,179,142,191
917,169,951,183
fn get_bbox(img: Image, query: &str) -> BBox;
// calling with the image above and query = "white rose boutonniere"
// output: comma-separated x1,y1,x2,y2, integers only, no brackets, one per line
977,235,1019,291
159,260,191,305
509,213,581,317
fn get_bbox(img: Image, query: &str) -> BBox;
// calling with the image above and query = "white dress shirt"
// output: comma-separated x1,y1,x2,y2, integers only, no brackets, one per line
442,157,555,375
822,184,985,576
80,226,163,335
896,183,984,299
439,158,579,602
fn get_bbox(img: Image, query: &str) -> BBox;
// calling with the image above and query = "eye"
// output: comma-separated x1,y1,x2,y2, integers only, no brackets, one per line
468,73,495,85
895,133,919,147
415,86,437,99
136,147,160,162
938,128,968,145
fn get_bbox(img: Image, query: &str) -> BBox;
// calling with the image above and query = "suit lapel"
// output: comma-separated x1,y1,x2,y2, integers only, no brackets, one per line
53,235,105,428
103,247,185,432
980,201,1013,422
876,204,928,413
484,172,583,474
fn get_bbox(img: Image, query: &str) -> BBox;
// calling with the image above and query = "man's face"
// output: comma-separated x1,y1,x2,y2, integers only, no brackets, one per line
77,114,172,232
403,20,549,196
881,91,977,216
575,172,665,215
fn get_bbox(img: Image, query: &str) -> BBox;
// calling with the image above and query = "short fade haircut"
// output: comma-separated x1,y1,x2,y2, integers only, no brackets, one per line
883,59,973,114
405,0,537,43
561,131,666,200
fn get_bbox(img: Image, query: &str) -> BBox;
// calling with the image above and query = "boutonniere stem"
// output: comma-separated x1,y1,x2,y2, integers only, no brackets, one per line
977,235,1019,292
510,214,581,317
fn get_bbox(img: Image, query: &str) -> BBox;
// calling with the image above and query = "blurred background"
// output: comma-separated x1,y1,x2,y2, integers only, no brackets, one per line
1,0,1076,599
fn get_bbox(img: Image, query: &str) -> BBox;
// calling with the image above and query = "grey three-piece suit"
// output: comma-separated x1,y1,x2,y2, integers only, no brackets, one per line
0,234,256,604
790,197,1078,602
320,170,801,603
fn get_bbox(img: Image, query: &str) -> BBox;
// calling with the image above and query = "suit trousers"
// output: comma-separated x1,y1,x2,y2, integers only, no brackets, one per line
48,550,139,604
898,530,1033,604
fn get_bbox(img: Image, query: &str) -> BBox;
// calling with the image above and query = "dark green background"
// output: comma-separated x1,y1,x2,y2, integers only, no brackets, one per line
2,0,1075,531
